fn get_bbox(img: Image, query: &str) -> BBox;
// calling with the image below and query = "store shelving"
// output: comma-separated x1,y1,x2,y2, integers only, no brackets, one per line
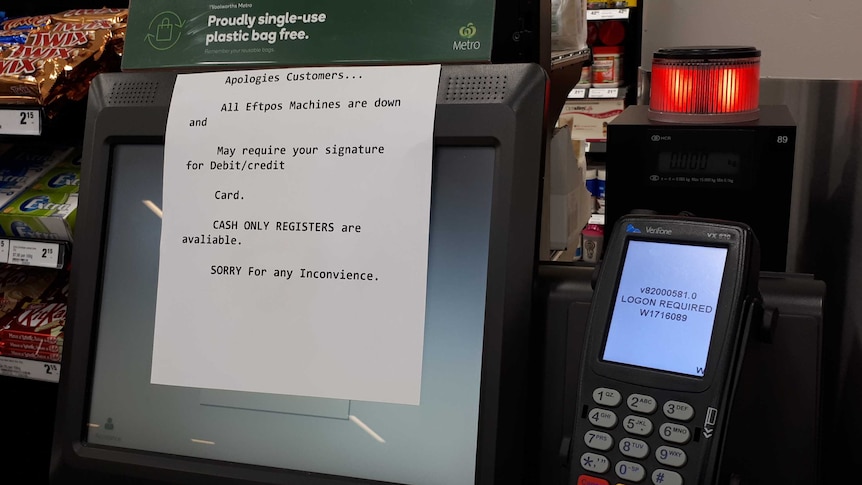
0,120,80,385
0,236,70,382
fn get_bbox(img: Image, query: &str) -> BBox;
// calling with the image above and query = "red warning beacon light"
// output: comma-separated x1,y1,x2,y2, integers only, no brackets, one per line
648,46,761,123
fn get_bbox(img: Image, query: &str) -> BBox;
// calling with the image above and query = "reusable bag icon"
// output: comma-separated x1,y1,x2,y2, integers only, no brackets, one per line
156,17,172,42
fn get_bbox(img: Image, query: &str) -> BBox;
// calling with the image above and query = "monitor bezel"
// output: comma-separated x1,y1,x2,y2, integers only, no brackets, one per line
52,64,547,485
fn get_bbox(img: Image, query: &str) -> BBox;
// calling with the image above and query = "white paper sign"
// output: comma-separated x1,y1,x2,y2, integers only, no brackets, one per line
152,65,441,405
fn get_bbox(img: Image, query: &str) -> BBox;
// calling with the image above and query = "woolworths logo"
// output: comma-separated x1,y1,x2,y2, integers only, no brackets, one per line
454,22,481,51
459,23,477,39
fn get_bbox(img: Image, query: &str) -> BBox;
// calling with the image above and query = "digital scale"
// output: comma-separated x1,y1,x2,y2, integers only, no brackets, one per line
605,47,796,271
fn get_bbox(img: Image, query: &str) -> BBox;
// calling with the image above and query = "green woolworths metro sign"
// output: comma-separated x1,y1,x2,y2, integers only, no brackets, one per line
123,0,496,70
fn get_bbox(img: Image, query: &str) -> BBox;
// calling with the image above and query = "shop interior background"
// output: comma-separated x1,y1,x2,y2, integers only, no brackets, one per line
640,0,862,475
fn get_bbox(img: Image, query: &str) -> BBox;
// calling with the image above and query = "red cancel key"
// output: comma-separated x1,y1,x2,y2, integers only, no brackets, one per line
577,474,609,485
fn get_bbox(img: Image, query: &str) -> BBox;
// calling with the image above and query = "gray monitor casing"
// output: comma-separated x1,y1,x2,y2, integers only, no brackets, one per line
51,64,547,485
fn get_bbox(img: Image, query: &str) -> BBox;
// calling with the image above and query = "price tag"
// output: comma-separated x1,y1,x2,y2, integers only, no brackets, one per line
0,239,9,264
0,356,60,383
589,214,606,226
587,8,630,20
585,141,592,152
590,88,620,99
0,109,41,136
569,88,587,99
9,240,62,268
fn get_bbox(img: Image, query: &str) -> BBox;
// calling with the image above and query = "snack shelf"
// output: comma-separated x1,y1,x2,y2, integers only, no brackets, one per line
0,107,43,136
0,355,60,383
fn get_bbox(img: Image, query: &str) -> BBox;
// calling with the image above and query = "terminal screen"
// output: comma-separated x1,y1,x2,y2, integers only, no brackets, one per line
602,240,728,377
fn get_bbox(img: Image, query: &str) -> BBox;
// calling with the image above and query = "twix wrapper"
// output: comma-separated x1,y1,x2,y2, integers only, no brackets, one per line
0,26,110,107
52,8,128,24
50,10,127,59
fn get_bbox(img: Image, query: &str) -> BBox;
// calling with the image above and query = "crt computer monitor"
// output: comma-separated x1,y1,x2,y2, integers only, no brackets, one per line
51,64,546,485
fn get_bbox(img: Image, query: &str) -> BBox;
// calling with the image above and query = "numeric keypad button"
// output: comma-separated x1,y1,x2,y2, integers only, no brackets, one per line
658,423,691,444
615,461,646,482
622,415,653,436
651,469,683,485
619,437,649,459
627,393,657,414
587,408,618,429
663,400,694,421
575,475,609,485
656,446,687,468
580,452,610,474
593,388,622,407
584,430,613,451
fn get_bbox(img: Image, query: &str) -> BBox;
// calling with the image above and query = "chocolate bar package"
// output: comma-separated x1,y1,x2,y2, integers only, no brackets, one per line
51,8,128,25
0,16,52,31
0,347,62,363
0,8,127,115
0,265,60,318
0,30,27,45
0,268,69,360
0,29,112,104
0,301,67,350
0,336,62,362
0,338,61,354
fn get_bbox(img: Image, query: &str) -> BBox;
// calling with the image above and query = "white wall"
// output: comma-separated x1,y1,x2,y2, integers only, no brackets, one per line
642,1,862,80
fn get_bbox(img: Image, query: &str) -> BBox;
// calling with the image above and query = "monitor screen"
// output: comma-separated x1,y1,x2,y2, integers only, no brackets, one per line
53,64,545,485
86,144,492,484
601,240,728,377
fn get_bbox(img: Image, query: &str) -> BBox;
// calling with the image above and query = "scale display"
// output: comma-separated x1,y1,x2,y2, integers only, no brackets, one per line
656,151,740,176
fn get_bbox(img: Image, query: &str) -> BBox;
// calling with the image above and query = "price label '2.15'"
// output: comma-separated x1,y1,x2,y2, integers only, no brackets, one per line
7,240,62,268
0,109,41,136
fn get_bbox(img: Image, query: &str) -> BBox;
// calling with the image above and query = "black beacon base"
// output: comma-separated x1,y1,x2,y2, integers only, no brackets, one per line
535,265,825,485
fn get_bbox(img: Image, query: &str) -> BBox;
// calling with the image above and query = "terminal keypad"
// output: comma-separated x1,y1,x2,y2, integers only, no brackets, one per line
580,388,698,484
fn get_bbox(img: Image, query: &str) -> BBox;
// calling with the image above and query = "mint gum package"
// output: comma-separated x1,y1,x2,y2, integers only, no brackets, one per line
0,144,80,241
0,144,76,209
29,165,81,192
0,187,79,242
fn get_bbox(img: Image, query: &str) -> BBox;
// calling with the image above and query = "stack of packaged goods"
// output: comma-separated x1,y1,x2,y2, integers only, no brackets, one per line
0,143,79,241
0,265,67,363
0,8,127,117
0,143,76,362
0,8,123,366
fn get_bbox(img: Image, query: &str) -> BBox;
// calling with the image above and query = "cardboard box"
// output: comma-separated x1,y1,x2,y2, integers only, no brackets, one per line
548,126,593,251
559,98,625,141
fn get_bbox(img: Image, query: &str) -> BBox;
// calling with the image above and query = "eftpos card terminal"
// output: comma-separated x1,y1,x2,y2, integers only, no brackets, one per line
569,215,760,485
